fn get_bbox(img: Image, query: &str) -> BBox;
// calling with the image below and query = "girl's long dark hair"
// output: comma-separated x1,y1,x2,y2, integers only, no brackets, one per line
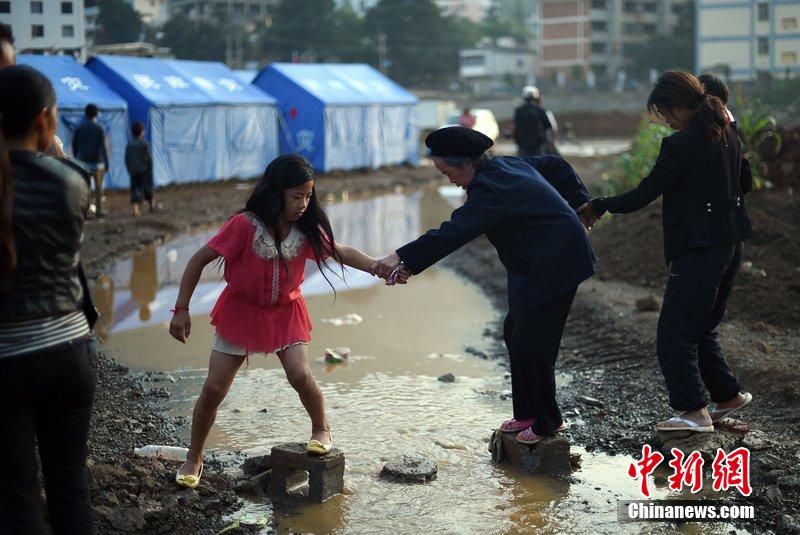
0,126,14,288
647,70,729,142
0,66,55,287
241,154,344,290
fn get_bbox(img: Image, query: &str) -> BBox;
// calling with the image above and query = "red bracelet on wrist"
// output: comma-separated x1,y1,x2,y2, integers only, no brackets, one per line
171,306,189,314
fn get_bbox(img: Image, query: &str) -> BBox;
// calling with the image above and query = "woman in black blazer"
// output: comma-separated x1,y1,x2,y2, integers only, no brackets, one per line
579,71,753,433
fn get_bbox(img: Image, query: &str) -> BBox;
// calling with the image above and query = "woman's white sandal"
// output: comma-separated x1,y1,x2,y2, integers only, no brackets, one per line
656,416,714,433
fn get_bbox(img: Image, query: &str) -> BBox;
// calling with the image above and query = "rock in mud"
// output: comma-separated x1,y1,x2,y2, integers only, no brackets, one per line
109,507,147,532
635,295,661,312
438,373,456,382
777,476,800,492
380,453,438,483
490,430,571,476
753,321,779,335
777,513,800,534
578,395,604,408
650,428,744,461
743,430,774,451
242,454,272,476
756,340,776,354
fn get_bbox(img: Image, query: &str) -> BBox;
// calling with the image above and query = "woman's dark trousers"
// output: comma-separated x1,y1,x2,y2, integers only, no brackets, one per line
657,242,743,411
503,288,577,436
0,337,96,535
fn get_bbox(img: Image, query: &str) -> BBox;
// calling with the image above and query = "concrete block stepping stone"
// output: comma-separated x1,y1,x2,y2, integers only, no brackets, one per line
489,430,571,476
268,443,344,503
380,453,437,483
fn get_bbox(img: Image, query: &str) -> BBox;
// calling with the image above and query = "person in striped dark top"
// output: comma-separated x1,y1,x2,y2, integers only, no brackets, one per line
0,66,96,534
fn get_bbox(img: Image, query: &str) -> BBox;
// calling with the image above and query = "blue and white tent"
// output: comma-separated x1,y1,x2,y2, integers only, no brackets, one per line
86,55,279,187
233,69,258,84
17,54,131,189
253,63,418,172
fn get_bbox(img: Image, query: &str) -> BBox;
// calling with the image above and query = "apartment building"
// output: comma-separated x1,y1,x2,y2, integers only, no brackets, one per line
697,0,800,81
0,0,86,58
459,41,536,92
169,0,272,22
535,0,687,82
437,0,492,22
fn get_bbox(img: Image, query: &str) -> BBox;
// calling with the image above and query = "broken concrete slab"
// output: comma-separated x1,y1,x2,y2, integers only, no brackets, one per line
380,453,438,483
268,443,344,503
489,430,571,476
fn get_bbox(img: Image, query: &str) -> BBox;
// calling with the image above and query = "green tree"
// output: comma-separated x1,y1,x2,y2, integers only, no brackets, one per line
365,0,480,87
329,2,368,62
94,0,142,45
158,18,227,62
259,0,338,62
630,0,694,78
482,0,531,45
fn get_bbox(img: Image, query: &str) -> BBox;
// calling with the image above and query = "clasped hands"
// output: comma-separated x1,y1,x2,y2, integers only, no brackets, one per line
369,252,412,286
576,200,605,230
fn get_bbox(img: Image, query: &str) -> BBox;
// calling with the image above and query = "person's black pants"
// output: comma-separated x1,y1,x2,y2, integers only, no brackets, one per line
0,336,96,535
503,288,577,436
657,242,743,411
130,171,153,204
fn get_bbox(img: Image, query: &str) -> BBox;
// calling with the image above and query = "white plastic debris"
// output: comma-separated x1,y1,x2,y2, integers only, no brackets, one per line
133,445,188,461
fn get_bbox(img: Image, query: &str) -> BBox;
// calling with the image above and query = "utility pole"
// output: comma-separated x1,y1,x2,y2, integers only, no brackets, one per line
378,31,387,74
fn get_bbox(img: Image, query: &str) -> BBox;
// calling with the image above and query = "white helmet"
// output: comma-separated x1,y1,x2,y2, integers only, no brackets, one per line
522,85,540,99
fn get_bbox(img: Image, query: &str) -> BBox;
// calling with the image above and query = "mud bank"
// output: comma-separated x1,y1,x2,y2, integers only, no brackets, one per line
444,235,800,533
82,166,442,534
81,162,799,533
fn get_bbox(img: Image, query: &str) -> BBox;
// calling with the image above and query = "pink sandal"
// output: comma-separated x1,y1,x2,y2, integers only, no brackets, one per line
498,418,535,433
516,423,568,445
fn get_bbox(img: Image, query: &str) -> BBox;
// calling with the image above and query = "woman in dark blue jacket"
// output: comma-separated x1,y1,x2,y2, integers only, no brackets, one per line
579,71,753,433
375,126,596,444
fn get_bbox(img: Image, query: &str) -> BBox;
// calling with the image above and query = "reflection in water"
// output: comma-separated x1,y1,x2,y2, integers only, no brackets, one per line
94,190,425,336
94,187,729,535
92,274,115,343
130,248,158,322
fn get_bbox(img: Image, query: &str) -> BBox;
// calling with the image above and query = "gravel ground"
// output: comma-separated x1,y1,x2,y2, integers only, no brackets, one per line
80,162,799,533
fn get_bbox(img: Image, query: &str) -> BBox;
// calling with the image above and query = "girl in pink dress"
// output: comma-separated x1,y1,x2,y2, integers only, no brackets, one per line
169,155,390,489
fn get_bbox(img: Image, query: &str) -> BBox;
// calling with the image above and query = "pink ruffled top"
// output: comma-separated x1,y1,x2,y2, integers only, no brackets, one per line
207,212,324,354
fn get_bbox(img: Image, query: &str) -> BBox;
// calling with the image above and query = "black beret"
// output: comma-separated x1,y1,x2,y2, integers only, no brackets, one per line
425,126,493,158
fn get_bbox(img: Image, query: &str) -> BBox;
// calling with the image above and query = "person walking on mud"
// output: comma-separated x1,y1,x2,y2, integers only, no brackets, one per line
578,71,753,433
512,86,553,157
374,126,596,445
72,103,109,218
169,155,393,489
0,66,96,534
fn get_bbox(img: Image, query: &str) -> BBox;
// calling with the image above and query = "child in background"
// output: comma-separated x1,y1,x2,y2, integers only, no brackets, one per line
169,155,395,489
125,122,154,216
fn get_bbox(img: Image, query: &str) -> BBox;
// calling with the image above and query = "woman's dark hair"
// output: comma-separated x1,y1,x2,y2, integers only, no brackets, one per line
0,65,56,140
132,122,144,137
0,66,50,287
0,125,15,288
241,154,343,290
647,70,729,141
698,73,729,105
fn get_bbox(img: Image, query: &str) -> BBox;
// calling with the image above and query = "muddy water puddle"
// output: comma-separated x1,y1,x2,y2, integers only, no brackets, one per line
95,187,733,534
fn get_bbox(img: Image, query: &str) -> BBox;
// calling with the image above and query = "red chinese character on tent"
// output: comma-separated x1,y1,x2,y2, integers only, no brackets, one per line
667,448,705,493
711,447,752,496
628,444,665,498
